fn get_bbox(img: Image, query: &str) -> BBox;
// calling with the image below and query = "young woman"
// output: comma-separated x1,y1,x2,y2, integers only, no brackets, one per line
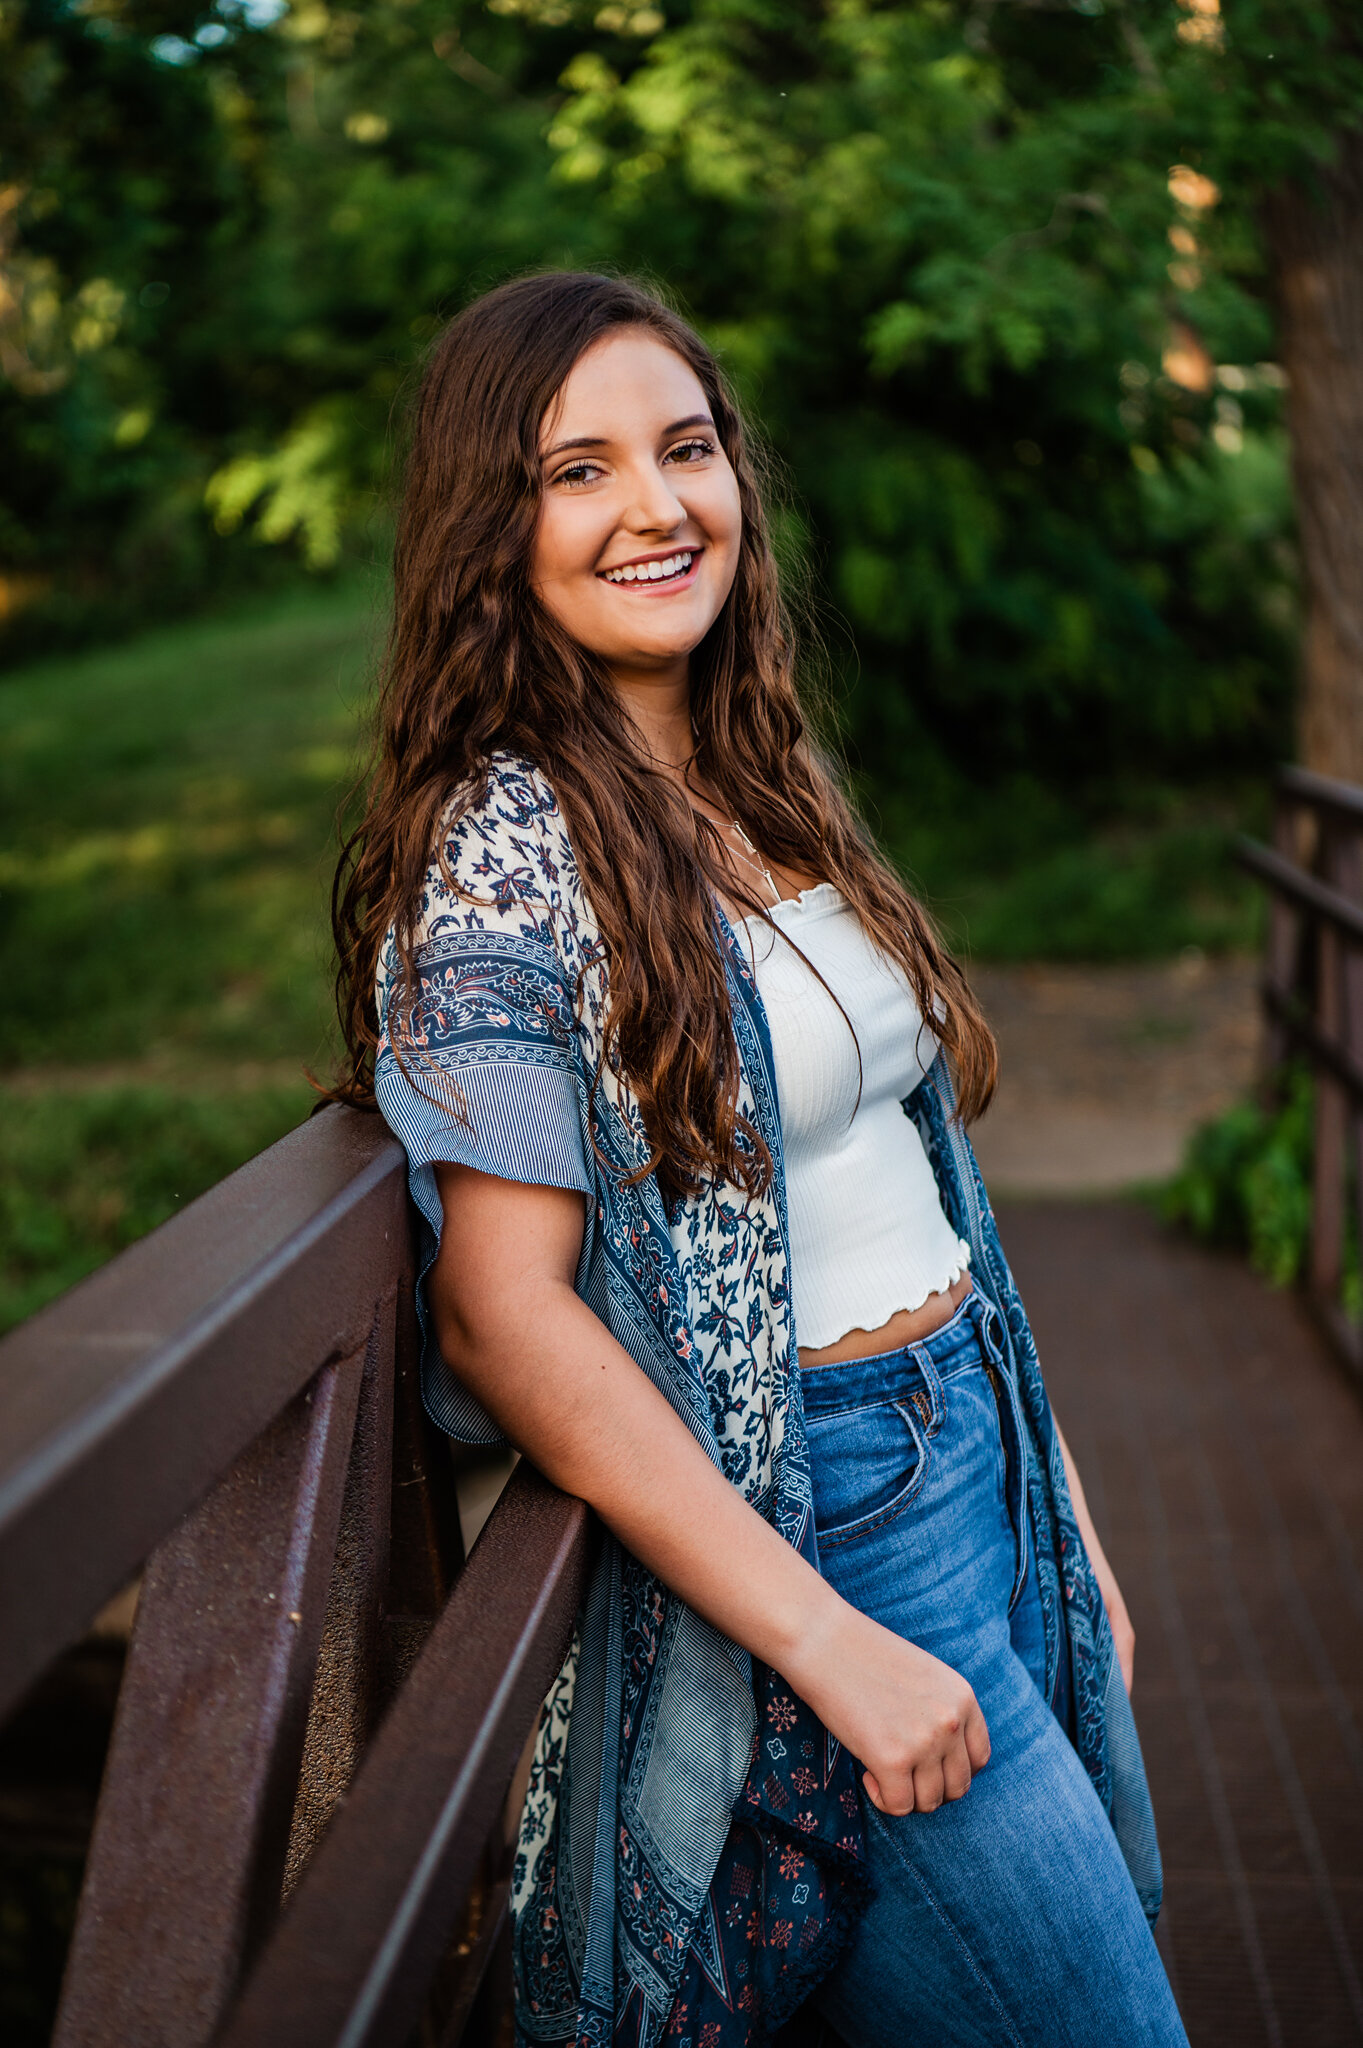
333,272,1187,2048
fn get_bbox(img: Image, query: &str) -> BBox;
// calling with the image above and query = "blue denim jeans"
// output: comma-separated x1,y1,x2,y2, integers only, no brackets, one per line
801,1290,1188,2047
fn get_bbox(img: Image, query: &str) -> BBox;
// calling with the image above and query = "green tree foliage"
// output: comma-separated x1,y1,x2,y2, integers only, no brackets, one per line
0,0,250,626
535,0,1297,787
3,0,1356,795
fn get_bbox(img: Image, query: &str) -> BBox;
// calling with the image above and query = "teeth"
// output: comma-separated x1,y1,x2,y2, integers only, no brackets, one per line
604,551,692,585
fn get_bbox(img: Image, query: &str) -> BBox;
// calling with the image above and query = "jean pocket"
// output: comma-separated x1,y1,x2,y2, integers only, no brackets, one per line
806,1396,931,1550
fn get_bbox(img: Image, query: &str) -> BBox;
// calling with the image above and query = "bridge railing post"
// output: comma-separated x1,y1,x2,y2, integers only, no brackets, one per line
1239,767,1363,1376
0,1103,591,2046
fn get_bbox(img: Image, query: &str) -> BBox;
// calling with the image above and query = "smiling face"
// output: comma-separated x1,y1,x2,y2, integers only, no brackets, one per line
532,327,743,698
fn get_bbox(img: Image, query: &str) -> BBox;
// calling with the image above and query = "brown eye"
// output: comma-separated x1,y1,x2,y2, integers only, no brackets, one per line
666,438,714,465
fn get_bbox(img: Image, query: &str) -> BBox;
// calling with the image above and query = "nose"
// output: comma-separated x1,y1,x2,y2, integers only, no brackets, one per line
620,456,687,538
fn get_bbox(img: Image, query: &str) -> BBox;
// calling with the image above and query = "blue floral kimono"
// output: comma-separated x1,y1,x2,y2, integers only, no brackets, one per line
375,753,1162,2048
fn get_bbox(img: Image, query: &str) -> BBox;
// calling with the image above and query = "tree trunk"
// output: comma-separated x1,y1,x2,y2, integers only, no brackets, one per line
1264,130,1363,783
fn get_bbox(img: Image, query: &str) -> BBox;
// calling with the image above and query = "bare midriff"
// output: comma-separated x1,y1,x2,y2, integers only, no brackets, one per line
798,1269,974,1369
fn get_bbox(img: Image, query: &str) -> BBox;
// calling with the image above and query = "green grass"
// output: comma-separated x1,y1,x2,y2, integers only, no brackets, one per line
0,580,380,1331
0,578,380,1070
0,1081,317,1331
872,773,1263,964
0,578,1263,1333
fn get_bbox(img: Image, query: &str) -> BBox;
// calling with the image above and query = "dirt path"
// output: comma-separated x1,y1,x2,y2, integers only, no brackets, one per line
968,953,1260,1198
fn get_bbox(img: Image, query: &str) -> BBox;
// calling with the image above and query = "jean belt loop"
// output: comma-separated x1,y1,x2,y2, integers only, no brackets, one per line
906,1336,946,1431
970,1292,1006,1373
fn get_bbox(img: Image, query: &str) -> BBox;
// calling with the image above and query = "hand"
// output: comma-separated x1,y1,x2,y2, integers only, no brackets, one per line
787,1599,990,1816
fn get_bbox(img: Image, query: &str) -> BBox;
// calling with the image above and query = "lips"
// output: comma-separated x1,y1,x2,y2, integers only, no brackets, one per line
599,548,698,586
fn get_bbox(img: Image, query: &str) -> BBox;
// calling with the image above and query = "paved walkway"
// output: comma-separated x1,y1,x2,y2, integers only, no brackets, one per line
1001,1199,1363,2048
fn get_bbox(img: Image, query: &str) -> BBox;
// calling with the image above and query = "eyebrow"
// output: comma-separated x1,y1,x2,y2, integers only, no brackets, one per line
540,414,716,462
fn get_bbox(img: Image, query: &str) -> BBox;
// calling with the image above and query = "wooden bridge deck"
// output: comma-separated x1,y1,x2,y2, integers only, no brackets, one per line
6,1181,1362,2044
1001,1199,1363,2048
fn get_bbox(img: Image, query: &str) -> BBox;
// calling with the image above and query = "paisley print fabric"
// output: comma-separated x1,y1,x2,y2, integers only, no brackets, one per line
661,1661,870,2048
375,752,1162,2048
375,754,868,2047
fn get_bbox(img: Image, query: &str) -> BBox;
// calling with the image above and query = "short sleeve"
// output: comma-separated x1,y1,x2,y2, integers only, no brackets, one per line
375,764,594,1442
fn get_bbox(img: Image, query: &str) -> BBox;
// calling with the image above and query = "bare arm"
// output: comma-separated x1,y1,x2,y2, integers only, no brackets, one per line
430,1162,991,1815
1055,1421,1135,1695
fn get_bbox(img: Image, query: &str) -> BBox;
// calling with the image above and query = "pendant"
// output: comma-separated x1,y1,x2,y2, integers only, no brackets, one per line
730,819,781,904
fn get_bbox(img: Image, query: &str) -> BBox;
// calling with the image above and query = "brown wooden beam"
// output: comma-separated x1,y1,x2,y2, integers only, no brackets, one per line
1261,979,1363,1106
0,1106,407,1721
54,1337,370,2048
1236,836,1363,947
217,1463,593,2048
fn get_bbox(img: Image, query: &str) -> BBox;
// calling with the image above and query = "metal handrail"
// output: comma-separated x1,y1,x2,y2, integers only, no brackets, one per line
1278,763,1363,826
1,1103,590,2045
0,1106,407,1721
1237,836,1363,949
219,1463,591,2048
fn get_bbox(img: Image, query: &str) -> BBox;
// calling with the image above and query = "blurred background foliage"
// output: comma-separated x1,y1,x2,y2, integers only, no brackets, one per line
2,0,1362,1335
9,0,1353,777
3,0,1328,762
0,580,375,1330
1162,1060,1317,1293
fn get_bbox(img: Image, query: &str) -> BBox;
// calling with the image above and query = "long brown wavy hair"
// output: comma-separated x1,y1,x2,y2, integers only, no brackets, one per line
331,272,995,1201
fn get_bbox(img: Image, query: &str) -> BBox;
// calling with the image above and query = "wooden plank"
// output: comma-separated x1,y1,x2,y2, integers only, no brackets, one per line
1259,982,1363,1106
0,1106,407,1721
217,1464,592,2048
1000,1202,1363,2047
54,1340,369,2048
1311,830,1346,1299
1278,762,1363,828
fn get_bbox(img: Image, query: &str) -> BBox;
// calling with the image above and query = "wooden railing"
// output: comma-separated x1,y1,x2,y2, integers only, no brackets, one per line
0,1105,593,2046
1239,764,1363,1371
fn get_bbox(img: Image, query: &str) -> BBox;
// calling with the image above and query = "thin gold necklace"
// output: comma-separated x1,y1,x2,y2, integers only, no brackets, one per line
727,817,782,905
684,721,781,905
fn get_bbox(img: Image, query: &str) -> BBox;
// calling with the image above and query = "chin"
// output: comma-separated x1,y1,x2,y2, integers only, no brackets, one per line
620,634,706,668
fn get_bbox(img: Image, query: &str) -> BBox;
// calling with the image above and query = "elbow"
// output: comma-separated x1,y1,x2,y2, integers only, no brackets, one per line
429,1273,550,1389
427,1257,486,1377
428,1264,580,1430
432,1292,483,1381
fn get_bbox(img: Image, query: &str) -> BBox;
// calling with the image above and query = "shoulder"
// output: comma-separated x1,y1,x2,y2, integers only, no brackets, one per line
465,750,566,842
376,753,596,1021
415,751,588,953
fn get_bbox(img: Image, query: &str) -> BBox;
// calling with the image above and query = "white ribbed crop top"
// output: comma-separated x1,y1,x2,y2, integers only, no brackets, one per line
740,884,970,1352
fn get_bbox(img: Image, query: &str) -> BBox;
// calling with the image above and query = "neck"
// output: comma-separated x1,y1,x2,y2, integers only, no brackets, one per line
608,659,695,774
